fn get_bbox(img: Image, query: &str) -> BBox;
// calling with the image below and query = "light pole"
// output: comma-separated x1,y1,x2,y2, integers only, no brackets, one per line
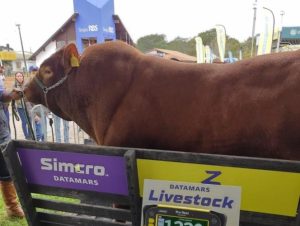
16,24,28,75
276,10,285,52
263,7,275,52
251,0,258,57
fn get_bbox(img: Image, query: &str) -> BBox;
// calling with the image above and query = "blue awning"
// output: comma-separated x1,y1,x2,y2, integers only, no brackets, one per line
281,27,300,40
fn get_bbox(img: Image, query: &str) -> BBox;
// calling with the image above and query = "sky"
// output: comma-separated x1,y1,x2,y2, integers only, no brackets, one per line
0,0,299,53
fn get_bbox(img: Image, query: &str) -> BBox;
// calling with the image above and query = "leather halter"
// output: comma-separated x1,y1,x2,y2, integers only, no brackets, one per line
34,74,69,109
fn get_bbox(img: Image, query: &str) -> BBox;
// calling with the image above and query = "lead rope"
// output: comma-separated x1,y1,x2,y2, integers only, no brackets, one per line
11,100,19,139
20,97,36,141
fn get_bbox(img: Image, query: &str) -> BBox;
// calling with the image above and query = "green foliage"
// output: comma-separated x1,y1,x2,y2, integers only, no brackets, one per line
198,29,218,57
136,34,168,53
0,193,79,226
167,37,196,56
226,37,241,58
198,29,217,46
136,28,253,59
240,37,253,59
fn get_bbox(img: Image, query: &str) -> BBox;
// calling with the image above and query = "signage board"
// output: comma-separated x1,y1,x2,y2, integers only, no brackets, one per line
142,179,241,226
17,148,128,195
137,159,300,217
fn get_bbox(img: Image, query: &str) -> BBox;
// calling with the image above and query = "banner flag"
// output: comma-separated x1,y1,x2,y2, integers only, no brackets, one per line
228,51,233,63
239,49,243,60
205,45,212,63
195,37,205,63
257,9,274,55
215,25,226,62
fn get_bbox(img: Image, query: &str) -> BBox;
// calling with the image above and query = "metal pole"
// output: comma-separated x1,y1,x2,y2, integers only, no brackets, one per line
251,0,258,57
263,7,275,52
16,24,28,76
276,10,285,53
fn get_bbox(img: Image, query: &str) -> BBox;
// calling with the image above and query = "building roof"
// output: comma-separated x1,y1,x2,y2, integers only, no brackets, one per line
29,13,78,60
147,48,196,63
113,15,134,45
29,13,134,61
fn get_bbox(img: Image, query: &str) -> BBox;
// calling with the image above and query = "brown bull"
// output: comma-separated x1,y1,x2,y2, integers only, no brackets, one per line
23,41,300,160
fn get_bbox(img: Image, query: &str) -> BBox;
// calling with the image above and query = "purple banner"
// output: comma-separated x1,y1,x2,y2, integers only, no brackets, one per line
17,148,128,195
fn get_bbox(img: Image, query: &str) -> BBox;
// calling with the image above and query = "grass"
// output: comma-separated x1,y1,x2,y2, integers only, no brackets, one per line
0,193,79,226
0,195,27,226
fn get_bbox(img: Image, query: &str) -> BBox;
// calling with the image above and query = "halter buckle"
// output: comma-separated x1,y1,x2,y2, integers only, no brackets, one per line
43,87,48,94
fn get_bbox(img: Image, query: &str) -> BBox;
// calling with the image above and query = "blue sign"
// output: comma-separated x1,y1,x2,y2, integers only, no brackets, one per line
73,0,116,53
281,27,300,40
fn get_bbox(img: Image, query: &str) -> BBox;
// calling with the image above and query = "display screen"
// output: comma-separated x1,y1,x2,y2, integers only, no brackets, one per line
156,214,209,226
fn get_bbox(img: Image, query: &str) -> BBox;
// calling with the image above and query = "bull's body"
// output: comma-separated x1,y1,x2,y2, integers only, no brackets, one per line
25,41,300,160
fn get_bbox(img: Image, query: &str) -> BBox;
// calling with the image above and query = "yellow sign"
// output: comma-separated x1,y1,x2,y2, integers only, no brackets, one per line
0,51,17,60
137,159,300,217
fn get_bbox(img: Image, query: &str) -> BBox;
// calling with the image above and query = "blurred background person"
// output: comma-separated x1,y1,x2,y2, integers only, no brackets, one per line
0,66,5,82
29,66,46,142
53,114,69,143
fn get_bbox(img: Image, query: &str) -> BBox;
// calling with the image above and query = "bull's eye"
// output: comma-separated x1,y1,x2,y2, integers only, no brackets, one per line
45,69,52,74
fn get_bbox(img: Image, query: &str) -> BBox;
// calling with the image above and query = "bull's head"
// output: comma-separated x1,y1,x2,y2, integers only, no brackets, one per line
24,43,80,120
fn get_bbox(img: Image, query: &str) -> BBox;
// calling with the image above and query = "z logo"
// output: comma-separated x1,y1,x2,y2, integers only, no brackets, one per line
201,170,222,185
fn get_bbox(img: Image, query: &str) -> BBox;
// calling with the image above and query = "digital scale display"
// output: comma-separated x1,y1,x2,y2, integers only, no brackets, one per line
143,205,226,226
157,214,209,226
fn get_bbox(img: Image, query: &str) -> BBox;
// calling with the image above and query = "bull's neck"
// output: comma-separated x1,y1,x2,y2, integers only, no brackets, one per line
53,75,97,143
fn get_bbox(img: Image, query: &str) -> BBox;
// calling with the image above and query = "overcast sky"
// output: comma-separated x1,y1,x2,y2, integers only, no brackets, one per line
0,0,299,52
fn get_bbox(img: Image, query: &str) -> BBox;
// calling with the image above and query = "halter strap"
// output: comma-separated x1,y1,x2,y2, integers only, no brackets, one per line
34,74,69,109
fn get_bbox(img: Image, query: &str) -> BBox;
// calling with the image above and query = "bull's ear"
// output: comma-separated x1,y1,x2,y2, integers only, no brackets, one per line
62,43,80,74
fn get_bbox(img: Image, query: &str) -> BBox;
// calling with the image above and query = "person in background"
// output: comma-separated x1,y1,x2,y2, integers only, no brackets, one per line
0,76,24,218
0,66,10,130
0,66,5,82
53,114,69,143
34,113,44,141
29,66,45,142
14,69,44,141
14,72,30,139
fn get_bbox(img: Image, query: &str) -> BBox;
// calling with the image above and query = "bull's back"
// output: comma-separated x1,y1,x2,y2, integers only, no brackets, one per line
85,42,300,160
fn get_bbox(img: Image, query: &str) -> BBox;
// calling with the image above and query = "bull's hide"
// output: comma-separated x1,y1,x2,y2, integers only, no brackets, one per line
24,41,300,161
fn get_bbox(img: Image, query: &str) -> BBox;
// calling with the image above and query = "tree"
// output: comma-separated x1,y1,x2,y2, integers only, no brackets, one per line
167,37,195,56
136,34,168,53
136,29,253,59
240,37,252,59
226,37,241,59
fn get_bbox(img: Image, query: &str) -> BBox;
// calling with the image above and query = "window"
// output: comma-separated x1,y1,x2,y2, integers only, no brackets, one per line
81,38,97,49
57,41,66,49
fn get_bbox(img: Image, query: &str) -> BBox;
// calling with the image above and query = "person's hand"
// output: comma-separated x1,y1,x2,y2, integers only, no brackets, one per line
9,88,24,101
34,114,41,122
12,87,23,93
11,87,24,97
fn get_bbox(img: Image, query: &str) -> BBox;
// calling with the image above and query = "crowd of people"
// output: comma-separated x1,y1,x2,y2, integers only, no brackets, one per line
0,66,70,219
